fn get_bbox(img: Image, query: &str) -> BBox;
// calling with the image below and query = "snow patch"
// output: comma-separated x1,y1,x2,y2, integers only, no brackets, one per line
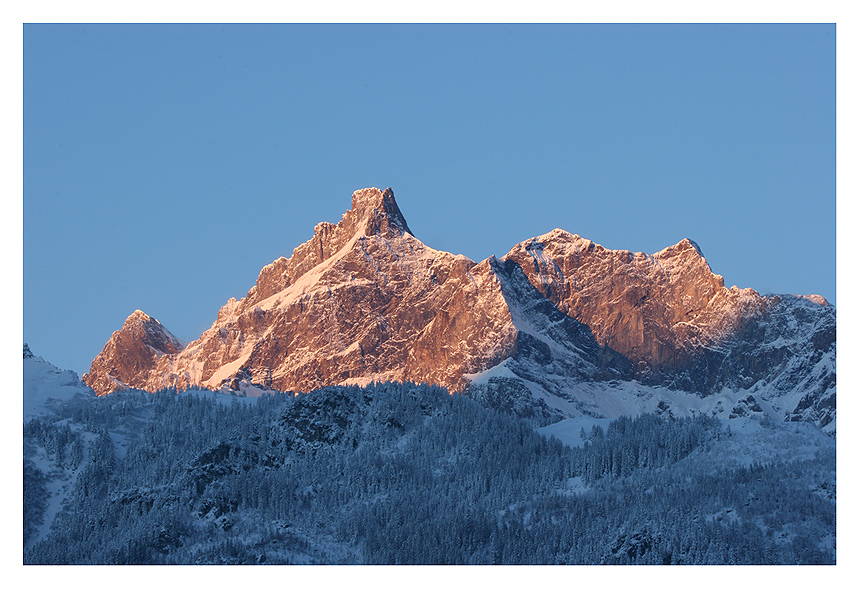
538,416,613,448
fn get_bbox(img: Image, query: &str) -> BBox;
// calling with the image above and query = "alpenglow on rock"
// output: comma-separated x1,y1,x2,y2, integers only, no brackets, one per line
84,310,185,394
84,187,835,431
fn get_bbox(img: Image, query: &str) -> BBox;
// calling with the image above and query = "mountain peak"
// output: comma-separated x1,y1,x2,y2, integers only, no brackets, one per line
84,310,185,395
350,186,389,213
348,186,412,237
118,310,184,351
678,238,703,257
652,238,705,260
123,309,153,327
240,186,415,307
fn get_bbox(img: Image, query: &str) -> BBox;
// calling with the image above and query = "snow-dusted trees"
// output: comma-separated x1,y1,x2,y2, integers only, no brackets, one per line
571,413,722,483
23,382,836,565
23,459,48,545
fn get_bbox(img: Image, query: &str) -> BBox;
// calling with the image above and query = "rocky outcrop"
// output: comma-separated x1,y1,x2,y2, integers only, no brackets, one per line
83,310,185,394
83,187,835,430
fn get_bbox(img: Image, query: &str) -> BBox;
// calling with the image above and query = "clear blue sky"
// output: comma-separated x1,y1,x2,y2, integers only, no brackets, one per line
23,24,836,376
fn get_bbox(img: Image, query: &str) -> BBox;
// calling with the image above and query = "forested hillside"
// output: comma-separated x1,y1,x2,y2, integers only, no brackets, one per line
23,382,835,564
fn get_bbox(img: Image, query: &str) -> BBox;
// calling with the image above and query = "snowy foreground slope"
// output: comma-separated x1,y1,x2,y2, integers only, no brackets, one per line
82,187,835,433
23,345,254,553
23,344,94,422
24,351,835,565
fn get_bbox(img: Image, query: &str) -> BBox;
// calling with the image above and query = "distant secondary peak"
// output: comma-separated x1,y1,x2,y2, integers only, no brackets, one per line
654,238,705,259
123,309,154,328
23,343,34,359
533,228,576,243
801,294,830,306
85,309,186,395
682,238,703,257
119,310,184,348
349,187,413,237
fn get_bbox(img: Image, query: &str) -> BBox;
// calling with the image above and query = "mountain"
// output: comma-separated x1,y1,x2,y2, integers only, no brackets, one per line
83,310,185,395
83,187,835,431
497,228,835,429
24,344,94,422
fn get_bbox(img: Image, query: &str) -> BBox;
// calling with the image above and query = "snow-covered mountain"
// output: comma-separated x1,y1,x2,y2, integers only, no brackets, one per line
24,344,94,422
82,187,835,431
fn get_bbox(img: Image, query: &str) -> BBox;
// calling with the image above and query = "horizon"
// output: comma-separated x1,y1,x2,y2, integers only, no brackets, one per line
23,24,836,376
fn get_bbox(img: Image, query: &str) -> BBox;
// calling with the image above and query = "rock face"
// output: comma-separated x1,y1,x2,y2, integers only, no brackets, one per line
502,231,771,383
498,229,836,429
83,310,185,393
84,187,835,430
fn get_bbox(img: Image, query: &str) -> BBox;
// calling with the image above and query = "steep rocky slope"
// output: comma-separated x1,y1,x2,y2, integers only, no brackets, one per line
83,187,835,430
86,188,615,395
497,229,835,429
83,311,185,394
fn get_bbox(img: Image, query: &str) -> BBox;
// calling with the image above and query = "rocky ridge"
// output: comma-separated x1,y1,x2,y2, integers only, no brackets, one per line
83,187,835,430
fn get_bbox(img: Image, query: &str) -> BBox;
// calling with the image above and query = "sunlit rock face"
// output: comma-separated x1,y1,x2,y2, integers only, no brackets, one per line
83,310,185,394
502,231,767,379
84,187,835,430
502,229,835,420
86,187,559,395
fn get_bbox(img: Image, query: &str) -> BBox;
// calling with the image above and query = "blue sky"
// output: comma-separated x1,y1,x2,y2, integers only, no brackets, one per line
23,24,836,376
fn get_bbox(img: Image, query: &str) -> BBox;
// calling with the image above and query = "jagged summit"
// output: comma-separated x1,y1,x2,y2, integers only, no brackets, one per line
243,187,413,307
123,309,153,328
653,237,706,261
681,238,703,257
349,187,412,237
526,231,705,262
119,310,185,351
